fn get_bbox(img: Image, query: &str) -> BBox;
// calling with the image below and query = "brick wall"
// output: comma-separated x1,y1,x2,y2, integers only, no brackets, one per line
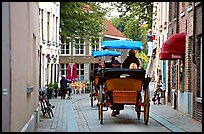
167,2,202,122
192,3,202,122
180,2,202,122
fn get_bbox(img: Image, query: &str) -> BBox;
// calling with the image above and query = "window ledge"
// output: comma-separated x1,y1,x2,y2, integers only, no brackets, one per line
168,21,172,26
188,6,193,12
180,12,185,18
196,97,202,103
195,2,201,7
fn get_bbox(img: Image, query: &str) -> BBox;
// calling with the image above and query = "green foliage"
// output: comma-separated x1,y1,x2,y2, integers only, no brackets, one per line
135,51,149,70
111,2,153,28
53,82,59,89
60,2,109,44
109,2,153,69
48,83,54,90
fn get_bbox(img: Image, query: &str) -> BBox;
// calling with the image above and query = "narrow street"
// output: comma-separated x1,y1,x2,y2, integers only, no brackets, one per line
73,94,170,132
35,82,202,132
2,2,202,132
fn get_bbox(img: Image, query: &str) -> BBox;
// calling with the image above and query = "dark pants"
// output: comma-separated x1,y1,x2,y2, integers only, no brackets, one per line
54,89,57,98
61,89,66,99
67,88,71,97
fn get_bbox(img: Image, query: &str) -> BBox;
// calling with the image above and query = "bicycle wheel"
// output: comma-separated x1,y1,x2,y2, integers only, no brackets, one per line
48,108,54,118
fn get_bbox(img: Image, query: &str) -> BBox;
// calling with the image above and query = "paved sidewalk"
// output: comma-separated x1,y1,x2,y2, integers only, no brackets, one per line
35,94,87,132
150,103,202,132
148,82,202,132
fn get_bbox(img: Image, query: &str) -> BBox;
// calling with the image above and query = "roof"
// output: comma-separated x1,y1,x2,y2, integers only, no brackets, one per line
104,19,126,39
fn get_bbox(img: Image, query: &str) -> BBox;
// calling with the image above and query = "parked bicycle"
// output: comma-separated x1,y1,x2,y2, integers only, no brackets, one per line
39,87,55,118
152,84,162,105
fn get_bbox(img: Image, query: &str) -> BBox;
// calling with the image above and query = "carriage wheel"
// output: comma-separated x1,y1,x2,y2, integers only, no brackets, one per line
144,86,150,124
90,88,93,108
98,102,101,120
98,85,104,124
99,102,103,125
135,105,141,120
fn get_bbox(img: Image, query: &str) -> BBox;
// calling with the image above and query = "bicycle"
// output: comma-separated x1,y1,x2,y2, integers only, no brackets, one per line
152,84,162,105
39,89,55,118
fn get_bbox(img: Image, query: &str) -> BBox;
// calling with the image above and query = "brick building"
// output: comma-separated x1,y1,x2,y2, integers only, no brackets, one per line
165,2,202,122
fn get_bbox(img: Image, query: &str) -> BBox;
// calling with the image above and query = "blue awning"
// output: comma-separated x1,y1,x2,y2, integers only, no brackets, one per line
101,40,144,50
92,50,121,58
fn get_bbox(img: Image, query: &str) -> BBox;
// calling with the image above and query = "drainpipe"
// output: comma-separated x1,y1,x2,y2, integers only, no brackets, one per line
176,2,179,34
192,2,196,64
187,2,195,117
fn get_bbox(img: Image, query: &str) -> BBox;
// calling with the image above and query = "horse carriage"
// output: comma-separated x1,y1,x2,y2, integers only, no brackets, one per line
91,40,151,125
90,50,122,108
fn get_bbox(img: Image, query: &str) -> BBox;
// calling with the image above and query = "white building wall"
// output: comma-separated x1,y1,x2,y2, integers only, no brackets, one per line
152,2,169,91
39,2,60,87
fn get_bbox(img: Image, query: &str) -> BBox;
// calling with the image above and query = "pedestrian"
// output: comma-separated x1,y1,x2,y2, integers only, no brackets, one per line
122,50,140,68
146,29,155,57
111,56,121,68
60,76,68,99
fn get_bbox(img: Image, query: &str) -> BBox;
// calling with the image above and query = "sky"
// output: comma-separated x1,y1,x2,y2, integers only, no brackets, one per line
100,2,121,19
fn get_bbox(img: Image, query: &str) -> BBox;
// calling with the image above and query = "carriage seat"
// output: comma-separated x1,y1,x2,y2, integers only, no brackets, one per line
104,68,145,81
103,68,146,91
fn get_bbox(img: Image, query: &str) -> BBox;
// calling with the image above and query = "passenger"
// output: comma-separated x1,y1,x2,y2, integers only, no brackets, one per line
123,50,140,68
129,63,138,69
98,59,105,68
111,56,121,68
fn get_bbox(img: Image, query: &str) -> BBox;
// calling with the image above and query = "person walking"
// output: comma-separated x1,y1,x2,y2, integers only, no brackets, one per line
60,76,68,99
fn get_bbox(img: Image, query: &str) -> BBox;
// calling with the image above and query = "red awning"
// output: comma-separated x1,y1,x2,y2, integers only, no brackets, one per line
160,32,185,60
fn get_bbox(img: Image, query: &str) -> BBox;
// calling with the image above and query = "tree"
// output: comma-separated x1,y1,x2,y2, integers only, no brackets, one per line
60,2,109,44
111,2,153,28
110,2,153,69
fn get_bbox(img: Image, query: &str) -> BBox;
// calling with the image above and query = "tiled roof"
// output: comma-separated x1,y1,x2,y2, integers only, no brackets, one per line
104,19,126,38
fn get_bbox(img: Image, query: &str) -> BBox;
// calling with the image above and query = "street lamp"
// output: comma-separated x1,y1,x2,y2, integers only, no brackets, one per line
53,57,57,63
46,54,51,63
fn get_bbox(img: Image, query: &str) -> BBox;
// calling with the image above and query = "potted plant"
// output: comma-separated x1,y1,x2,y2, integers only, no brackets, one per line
47,83,54,99
53,82,59,98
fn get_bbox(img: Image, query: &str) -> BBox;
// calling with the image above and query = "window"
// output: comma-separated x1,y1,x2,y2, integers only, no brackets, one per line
61,41,70,55
169,2,172,21
53,15,55,45
60,64,68,76
77,64,84,81
196,35,202,98
74,38,85,55
40,9,44,42
188,2,193,7
56,17,58,46
47,12,50,43
61,45,65,54
173,2,178,19
91,37,100,51
181,2,185,12
200,36,202,97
